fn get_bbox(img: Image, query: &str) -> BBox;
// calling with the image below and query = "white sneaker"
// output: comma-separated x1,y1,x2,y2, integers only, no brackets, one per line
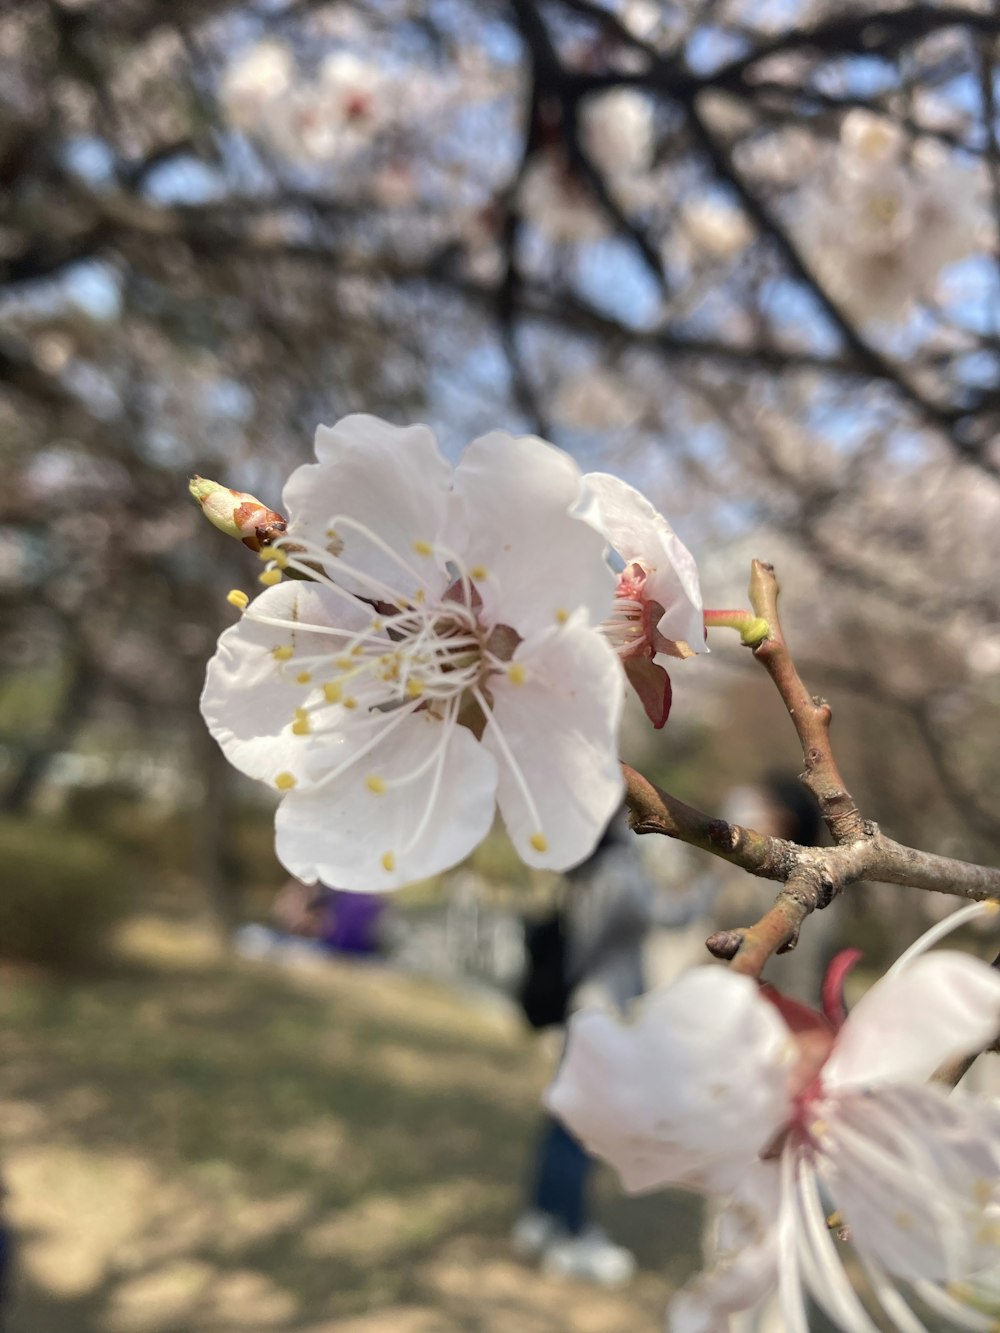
511,1210,560,1258
541,1227,637,1287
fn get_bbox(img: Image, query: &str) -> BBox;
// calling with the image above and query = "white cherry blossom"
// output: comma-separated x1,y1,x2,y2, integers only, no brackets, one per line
584,472,705,727
201,415,624,891
801,110,983,323
547,901,1000,1332
220,40,294,131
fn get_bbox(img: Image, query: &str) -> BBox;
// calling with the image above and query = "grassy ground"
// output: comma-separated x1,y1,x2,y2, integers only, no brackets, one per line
0,915,702,1332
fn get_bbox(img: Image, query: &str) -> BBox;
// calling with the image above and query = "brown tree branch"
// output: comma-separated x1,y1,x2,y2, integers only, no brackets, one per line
622,558,1000,978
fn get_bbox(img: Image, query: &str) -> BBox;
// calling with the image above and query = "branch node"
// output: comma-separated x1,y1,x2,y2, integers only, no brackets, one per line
706,929,744,960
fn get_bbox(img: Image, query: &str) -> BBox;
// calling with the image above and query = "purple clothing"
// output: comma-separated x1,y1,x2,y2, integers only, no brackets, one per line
322,890,384,955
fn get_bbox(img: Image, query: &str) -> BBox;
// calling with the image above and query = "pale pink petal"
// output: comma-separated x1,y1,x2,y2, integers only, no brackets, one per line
482,614,623,869
669,1163,781,1333
446,432,615,640
818,1082,1000,1283
274,710,498,891
200,582,369,786
282,415,452,601
546,969,794,1195
822,953,1000,1091
584,471,705,649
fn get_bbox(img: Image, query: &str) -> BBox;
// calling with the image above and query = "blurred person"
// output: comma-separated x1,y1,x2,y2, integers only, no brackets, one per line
236,878,388,962
718,774,826,999
512,816,658,1286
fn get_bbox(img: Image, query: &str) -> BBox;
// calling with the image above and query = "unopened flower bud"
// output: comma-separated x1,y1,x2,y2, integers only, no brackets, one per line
189,476,287,552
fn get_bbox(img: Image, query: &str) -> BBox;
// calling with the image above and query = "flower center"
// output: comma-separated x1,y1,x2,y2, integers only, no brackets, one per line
601,563,654,659
246,517,550,867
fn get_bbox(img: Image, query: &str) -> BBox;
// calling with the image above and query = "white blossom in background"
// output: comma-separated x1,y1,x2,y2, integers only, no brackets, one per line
584,472,705,727
201,415,625,891
547,902,1000,1332
552,367,643,431
681,198,754,261
580,89,654,180
277,51,384,163
519,90,655,243
220,39,293,130
518,151,609,244
221,43,386,168
801,110,983,322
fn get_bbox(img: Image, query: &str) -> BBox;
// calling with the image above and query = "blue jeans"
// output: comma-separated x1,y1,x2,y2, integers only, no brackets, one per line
531,1116,591,1235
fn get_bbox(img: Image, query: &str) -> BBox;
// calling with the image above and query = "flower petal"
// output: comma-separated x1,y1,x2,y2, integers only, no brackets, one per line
546,968,794,1195
822,952,1000,1090
282,415,452,601
819,1082,1000,1283
446,431,615,640
668,1163,781,1333
200,582,370,787
482,614,623,869
274,709,498,890
623,652,672,728
584,471,705,649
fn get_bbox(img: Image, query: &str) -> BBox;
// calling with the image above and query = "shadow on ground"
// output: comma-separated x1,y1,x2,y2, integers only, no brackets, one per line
0,916,701,1332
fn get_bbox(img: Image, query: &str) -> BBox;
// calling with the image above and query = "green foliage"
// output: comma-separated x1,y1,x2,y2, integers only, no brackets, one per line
0,816,133,970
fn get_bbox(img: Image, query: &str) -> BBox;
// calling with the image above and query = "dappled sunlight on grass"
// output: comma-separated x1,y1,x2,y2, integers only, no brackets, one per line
0,916,698,1331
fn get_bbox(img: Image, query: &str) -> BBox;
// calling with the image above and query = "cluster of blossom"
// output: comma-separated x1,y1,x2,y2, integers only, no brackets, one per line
519,90,657,243
197,419,1000,1332
199,415,704,890
550,901,1000,1331
799,111,983,323
220,40,385,168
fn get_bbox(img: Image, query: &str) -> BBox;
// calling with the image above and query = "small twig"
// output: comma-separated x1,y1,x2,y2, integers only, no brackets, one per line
747,559,864,844
622,559,1000,978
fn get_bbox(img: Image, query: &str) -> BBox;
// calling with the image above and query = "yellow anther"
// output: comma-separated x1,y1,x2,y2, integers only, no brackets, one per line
470,565,487,581
351,644,365,656
381,851,396,872
274,771,297,791
507,663,526,686
343,697,357,710
326,527,339,540
271,645,294,662
530,832,548,854
406,678,425,698
296,670,312,685
259,567,282,586
413,539,434,557
371,618,383,631
415,589,426,604
226,589,249,610
271,548,289,570
366,775,387,795
335,656,353,669
322,681,342,704
291,708,311,736
554,608,569,625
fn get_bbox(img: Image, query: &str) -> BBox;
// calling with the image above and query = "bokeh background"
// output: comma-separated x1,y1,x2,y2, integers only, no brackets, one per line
1,0,1000,1328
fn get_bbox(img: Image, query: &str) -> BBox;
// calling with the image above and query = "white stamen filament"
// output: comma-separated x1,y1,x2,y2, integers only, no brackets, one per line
600,596,646,655
912,1280,994,1331
886,900,999,979
778,1147,810,1333
854,1252,930,1333
330,512,436,593
398,701,460,855
795,1159,880,1332
472,685,544,842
